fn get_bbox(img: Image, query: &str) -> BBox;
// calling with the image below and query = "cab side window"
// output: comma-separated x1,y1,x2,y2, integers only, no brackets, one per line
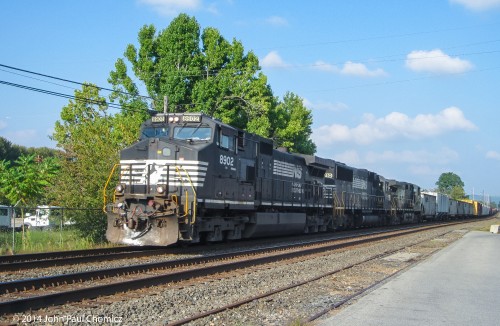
221,133,235,152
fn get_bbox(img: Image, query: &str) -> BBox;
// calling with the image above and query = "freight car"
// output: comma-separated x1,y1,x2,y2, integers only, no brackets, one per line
419,192,489,221
104,112,491,246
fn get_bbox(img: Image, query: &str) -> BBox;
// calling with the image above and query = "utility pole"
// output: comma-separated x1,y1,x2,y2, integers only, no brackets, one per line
163,96,168,114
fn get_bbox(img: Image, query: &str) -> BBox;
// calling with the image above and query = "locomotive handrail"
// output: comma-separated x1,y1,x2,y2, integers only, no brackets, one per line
332,192,345,216
180,166,197,225
173,168,189,218
390,197,399,216
171,194,179,208
103,163,120,213
175,166,197,225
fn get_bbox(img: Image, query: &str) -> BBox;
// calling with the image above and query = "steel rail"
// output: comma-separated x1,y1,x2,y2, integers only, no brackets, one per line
0,245,159,265
0,248,170,272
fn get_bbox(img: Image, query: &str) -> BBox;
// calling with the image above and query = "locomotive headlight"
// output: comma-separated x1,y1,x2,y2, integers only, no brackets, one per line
173,116,180,122
168,116,174,122
156,185,166,194
162,147,171,156
115,184,125,193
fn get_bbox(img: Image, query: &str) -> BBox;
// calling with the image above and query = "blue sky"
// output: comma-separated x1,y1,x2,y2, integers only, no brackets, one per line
1,0,499,200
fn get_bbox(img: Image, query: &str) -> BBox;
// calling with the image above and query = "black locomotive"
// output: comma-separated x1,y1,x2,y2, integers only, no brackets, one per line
105,112,425,246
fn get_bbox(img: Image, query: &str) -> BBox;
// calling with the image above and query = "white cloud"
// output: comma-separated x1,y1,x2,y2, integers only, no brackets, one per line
450,0,500,11
486,150,500,160
332,148,458,170
365,148,459,165
206,3,219,14
313,60,386,77
303,98,349,112
261,51,290,68
335,150,362,166
406,49,473,74
2,129,38,145
0,120,6,130
312,60,339,73
340,61,387,77
266,16,289,26
139,0,202,16
313,107,476,146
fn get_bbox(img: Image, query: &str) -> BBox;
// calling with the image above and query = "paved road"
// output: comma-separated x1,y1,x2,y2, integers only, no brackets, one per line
319,231,500,326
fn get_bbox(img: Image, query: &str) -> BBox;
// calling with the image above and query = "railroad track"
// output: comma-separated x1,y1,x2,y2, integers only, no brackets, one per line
0,219,472,273
0,223,439,273
0,246,170,272
0,219,481,316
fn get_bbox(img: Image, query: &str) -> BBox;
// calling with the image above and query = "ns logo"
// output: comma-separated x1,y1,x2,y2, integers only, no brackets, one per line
293,166,302,179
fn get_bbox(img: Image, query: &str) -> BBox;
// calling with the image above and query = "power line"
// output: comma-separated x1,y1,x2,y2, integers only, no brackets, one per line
305,65,500,93
254,22,500,50
4,64,500,109
0,63,264,111
0,62,248,92
2,42,499,108
0,80,150,114
0,78,227,113
0,62,257,102
0,67,84,92
0,63,153,101
268,48,500,72
2,40,497,97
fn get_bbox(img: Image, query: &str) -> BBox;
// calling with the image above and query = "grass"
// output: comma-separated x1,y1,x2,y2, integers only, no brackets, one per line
0,228,111,255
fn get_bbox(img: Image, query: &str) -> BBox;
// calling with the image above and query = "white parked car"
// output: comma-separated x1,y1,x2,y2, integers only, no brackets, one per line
23,206,55,229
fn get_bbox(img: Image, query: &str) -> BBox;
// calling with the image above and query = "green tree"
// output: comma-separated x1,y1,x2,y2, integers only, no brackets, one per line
52,83,144,241
449,185,466,200
0,154,59,207
0,137,22,162
191,26,274,136
109,14,314,149
0,136,61,164
0,154,59,241
270,92,316,154
436,172,465,197
0,138,61,204
121,16,202,111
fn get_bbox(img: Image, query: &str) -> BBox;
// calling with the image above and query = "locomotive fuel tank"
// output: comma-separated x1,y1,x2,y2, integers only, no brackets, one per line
355,215,381,226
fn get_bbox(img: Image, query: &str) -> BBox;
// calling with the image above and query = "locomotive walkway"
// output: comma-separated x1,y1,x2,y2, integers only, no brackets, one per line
318,230,500,326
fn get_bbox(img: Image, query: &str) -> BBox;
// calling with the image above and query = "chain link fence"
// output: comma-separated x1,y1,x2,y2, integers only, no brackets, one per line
0,206,107,255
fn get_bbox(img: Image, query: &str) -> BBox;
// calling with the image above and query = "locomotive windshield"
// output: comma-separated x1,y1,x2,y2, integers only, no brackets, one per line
173,125,212,141
141,127,169,139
